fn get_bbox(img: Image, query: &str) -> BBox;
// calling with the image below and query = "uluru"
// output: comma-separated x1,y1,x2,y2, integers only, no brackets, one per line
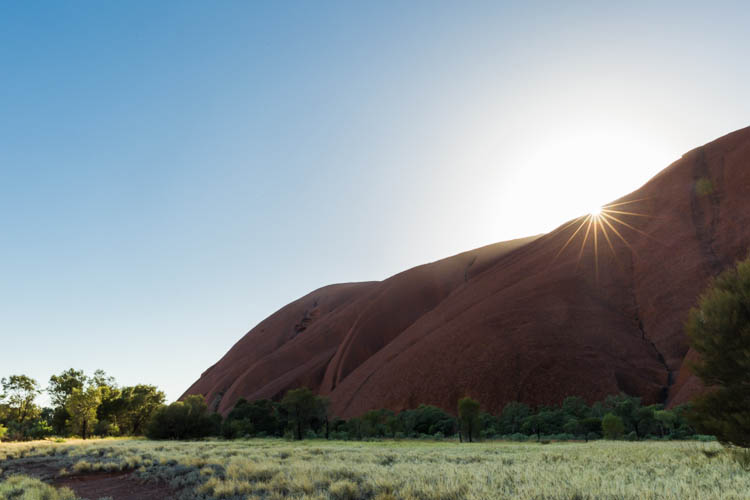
183,126,750,418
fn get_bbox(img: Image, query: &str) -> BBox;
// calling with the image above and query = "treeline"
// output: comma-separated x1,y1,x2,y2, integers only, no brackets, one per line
0,371,704,443
147,387,704,442
0,369,164,441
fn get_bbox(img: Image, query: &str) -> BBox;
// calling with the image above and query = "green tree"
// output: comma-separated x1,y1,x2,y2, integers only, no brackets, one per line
654,410,677,437
316,395,331,439
280,387,319,440
48,369,87,408
457,397,481,443
223,398,280,438
48,369,87,435
119,385,166,435
686,256,750,447
601,413,625,439
498,402,530,434
146,395,220,440
66,386,101,439
1,375,41,427
561,396,590,419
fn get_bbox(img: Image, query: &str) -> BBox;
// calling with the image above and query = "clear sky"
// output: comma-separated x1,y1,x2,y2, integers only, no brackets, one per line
2,1,749,404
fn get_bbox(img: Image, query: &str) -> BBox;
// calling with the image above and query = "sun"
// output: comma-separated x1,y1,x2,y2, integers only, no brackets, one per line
590,206,602,217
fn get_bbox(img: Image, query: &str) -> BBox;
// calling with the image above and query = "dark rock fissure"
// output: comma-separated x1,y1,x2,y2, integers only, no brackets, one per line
634,313,673,404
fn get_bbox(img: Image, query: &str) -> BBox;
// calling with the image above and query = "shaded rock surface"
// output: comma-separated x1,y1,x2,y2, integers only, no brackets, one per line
183,126,750,417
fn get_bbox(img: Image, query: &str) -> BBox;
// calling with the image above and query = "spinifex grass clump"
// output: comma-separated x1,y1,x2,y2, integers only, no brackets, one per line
2,438,749,499
0,474,79,500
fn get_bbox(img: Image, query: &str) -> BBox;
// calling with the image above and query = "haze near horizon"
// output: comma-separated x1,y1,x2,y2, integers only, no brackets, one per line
2,1,750,403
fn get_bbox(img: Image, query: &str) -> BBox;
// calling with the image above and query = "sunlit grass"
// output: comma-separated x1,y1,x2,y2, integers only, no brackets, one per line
0,474,79,500
1,438,747,499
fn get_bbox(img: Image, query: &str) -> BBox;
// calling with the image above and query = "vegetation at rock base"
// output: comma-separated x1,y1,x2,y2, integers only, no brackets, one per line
145,395,221,440
687,254,750,447
457,396,481,443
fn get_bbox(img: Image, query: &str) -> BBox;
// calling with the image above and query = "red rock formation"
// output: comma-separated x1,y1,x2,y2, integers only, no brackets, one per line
183,126,750,416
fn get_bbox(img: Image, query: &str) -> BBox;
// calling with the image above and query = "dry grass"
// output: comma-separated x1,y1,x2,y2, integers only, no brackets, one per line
1,438,747,499
0,474,79,500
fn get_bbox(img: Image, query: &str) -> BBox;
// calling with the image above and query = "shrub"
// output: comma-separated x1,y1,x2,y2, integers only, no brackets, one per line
0,475,78,500
146,395,221,440
692,434,717,442
27,420,54,440
0,424,7,441
222,418,254,439
602,413,625,439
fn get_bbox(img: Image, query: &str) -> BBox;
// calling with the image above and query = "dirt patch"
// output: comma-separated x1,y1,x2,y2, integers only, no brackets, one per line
1,456,64,482
54,472,177,500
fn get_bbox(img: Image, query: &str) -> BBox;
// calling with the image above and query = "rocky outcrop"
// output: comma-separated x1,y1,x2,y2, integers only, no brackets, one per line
183,126,750,416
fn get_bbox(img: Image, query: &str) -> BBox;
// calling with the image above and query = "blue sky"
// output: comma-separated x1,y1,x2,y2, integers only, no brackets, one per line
2,1,749,403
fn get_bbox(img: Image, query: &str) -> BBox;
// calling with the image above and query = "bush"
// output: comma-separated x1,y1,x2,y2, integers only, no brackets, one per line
549,433,575,441
94,419,120,437
692,434,717,442
625,431,638,441
586,432,600,441
508,433,529,442
222,418,254,439
0,424,7,441
0,475,78,500
146,395,221,440
330,431,349,440
27,420,54,440
602,413,625,439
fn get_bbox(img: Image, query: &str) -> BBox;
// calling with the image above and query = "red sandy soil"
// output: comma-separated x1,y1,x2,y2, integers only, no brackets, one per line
183,126,750,417
1,457,176,500
54,473,175,500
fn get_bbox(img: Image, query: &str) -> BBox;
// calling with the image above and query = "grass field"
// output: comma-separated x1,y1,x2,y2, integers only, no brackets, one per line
1,438,748,499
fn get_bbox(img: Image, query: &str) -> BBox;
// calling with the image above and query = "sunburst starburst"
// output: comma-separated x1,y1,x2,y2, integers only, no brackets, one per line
551,198,658,282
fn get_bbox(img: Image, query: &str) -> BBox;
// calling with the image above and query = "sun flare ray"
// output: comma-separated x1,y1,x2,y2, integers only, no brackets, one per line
600,208,655,218
576,216,594,267
552,215,591,263
600,212,661,243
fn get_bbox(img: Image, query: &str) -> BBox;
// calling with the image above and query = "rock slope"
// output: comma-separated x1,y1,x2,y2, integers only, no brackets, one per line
183,126,750,417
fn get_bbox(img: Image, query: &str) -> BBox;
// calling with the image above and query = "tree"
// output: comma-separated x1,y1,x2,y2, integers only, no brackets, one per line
223,398,280,438
561,396,590,420
498,402,530,434
601,413,624,439
398,405,456,436
119,385,166,435
146,395,220,440
457,397,481,443
1,375,41,426
48,369,87,435
66,386,101,439
316,395,331,439
654,410,677,437
280,387,319,440
686,256,750,447
48,369,87,408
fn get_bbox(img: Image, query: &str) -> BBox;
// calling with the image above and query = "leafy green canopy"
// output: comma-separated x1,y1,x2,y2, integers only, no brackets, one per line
687,255,750,447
